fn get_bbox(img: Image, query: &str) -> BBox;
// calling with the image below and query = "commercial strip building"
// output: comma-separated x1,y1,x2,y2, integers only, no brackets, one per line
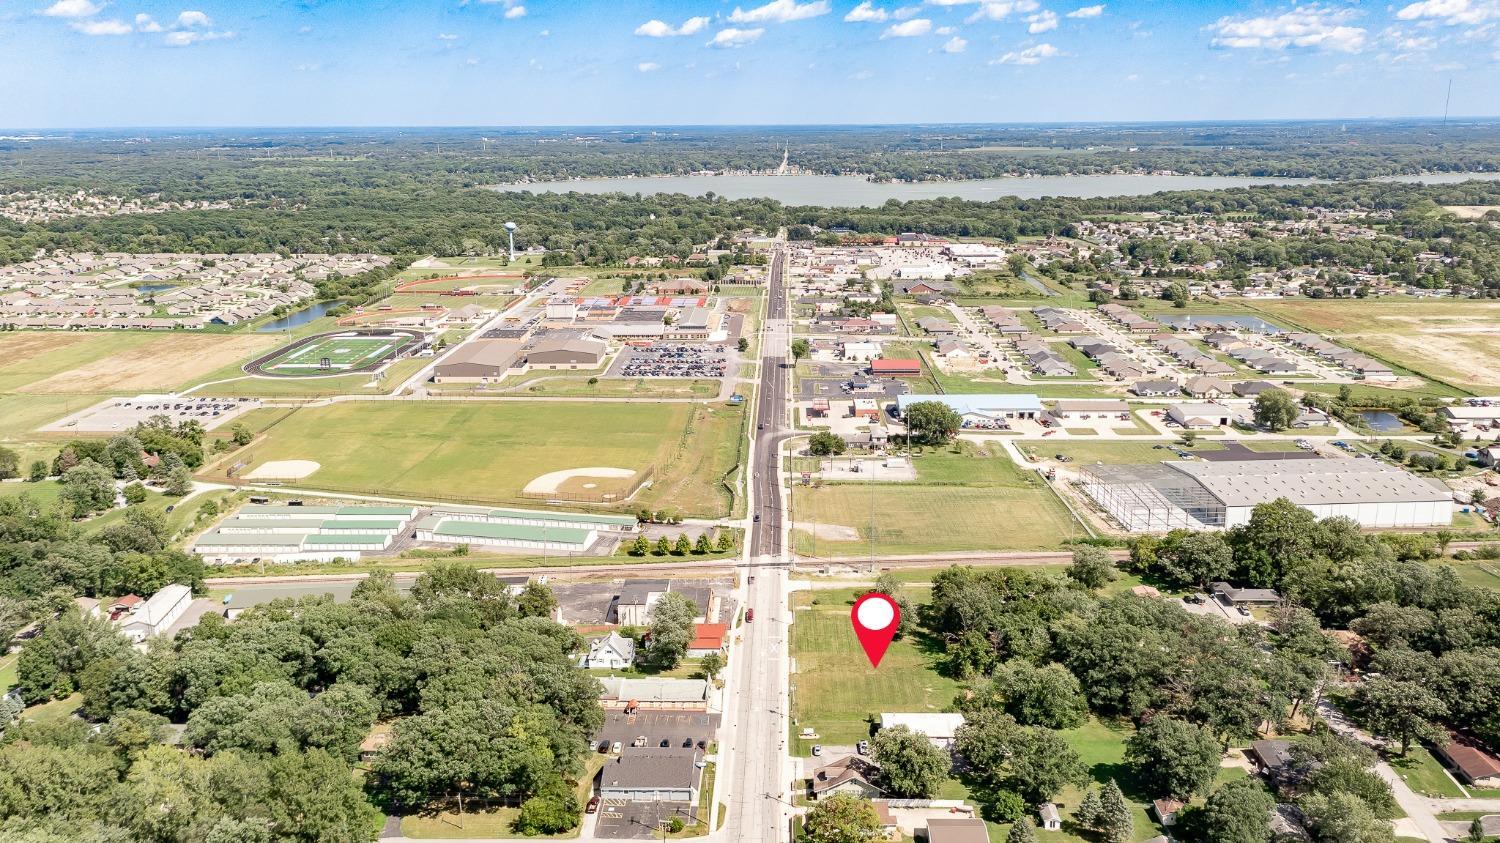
895,393,1043,424
598,748,704,803
1079,458,1453,532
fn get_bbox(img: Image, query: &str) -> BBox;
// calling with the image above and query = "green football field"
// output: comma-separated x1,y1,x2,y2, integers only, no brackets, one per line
263,336,400,372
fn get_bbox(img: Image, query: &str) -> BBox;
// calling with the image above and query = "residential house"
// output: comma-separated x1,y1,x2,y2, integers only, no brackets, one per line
925,819,989,843
584,631,637,670
1039,804,1062,832
1132,380,1180,398
810,756,886,801
1183,376,1231,399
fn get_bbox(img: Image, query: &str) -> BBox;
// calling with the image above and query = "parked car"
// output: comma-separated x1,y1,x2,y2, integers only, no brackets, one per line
746,609,755,622
586,797,601,814
599,740,611,753
632,736,647,748
856,740,869,755
682,737,694,748
1237,606,1251,616
611,742,622,754
811,745,822,756
660,738,671,747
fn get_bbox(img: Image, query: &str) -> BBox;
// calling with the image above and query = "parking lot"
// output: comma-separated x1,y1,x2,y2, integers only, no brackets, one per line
43,396,262,432
594,799,699,839
612,343,728,379
595,711,720,753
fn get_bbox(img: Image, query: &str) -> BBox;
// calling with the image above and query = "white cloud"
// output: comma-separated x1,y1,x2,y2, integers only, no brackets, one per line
965,0,1039,24
728,0,831,24
164,28,232,45
635,16,710,36
941,35,967,51
708,26,765,46
1125,72,1139,80
296,63,320,71
505,5,526,18
1396,0,1500,26
845,1,888,21
882,17,931,36
70,18,132,35
926,0,981,5
437,32,460,40
893,4,921,18
538,29,550,36
849,68,874,78
1066,4,1103,18
637,61,661,72
135,13,162,32
42,0,99,18
465,57,480,65
1207,6,1366,53
175,10,212,28
992,41,1060,63
935,25,955,33
1026,9,1057,32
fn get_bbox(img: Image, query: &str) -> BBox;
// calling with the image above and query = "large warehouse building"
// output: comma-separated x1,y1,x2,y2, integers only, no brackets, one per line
1079,458,1452,532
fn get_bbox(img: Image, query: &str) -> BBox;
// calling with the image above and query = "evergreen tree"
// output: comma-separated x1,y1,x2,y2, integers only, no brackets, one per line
1098,780,1133,843
1006,817,1037,843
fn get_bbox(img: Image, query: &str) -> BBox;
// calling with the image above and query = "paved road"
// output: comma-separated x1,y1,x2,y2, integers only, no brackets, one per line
718,240,796,843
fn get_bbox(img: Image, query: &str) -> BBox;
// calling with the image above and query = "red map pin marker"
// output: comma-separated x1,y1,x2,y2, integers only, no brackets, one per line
851,592,900,668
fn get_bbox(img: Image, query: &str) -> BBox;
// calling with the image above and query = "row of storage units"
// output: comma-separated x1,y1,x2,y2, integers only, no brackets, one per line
413,516,598,553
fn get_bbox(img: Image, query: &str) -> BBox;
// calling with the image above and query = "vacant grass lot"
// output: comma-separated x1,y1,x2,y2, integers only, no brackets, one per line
789,583,1168,843
2,332,277,394
211,400,745,517
1252,299,1500,394
791,445,1084,556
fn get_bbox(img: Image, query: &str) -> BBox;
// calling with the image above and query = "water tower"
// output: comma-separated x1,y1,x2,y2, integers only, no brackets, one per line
504,221,518,261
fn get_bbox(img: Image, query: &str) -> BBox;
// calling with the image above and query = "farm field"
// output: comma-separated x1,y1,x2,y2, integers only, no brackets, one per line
1251,298,1500,394
207,400,745,517
0,331,277,394
790,445,1084,556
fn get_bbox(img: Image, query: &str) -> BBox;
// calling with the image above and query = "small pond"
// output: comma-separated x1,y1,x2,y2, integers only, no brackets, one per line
1359,411,1406,432
256,301,340,332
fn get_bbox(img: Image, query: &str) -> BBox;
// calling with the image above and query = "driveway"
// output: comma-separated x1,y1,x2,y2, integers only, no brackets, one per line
1316,699,1448,842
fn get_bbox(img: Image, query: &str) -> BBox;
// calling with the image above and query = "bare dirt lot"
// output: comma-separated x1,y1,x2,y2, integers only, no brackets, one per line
21,334,277,394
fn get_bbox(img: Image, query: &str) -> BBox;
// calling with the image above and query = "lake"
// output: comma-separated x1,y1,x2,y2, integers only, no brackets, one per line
257,300,340,332
1360,411,1406,432
488,171,1500,207
1157,314,1283,333
490,173,1319,206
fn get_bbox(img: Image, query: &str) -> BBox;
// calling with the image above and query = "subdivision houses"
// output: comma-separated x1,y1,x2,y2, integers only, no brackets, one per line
1097,302,1161,333
1015,336,1076,376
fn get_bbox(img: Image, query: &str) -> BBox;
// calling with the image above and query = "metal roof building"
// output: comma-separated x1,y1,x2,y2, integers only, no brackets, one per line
1080,457,1452,531
414,518,598,552
896,393,1043,420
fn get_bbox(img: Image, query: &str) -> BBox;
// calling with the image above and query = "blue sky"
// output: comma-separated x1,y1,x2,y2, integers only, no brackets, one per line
2,0,1498,126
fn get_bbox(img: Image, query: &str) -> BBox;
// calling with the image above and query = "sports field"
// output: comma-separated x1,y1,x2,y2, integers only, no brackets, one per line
260,335,401,374
211,400,746,517
1251,298,1500,394
791,445,1084,556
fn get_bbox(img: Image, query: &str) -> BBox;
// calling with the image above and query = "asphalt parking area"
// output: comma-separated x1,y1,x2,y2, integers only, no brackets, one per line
594,800,697,839
595,711,720,751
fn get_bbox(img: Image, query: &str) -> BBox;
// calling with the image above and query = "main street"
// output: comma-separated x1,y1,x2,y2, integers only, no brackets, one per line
716,241,796,843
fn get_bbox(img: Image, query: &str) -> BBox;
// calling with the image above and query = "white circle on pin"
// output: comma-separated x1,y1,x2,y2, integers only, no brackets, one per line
856,596,895,631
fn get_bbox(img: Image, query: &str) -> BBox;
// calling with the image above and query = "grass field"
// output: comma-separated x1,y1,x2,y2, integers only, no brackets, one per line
790,586,960,750
0,331,277,394
210,400,745,517
1251,298,1500,394
1389,746,1467,798
791,445,1084,556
